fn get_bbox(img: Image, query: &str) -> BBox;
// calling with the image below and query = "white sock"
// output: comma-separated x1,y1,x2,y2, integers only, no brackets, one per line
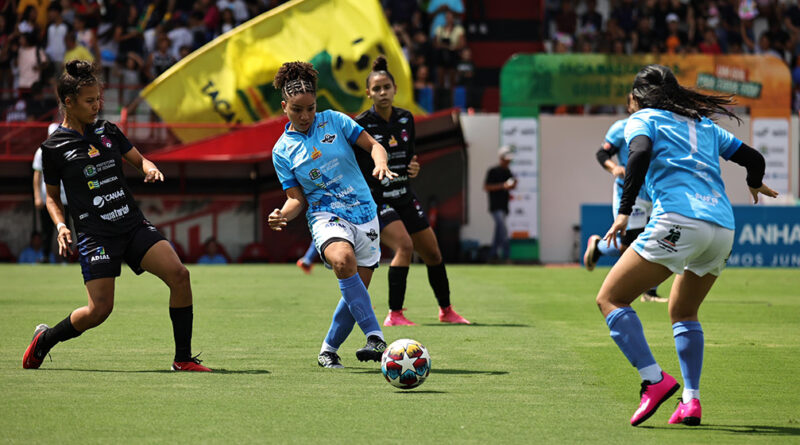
320,342,337,354
365,330,384,340
638,363,663,383
682,388,700,403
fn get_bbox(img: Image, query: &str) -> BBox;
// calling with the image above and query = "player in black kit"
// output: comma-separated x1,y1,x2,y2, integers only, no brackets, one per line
22,60,211,371
354,56,470,326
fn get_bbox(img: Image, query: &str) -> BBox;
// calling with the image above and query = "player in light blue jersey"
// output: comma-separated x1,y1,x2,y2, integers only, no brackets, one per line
267,62,397,369
584,95,666,303
595,65,777,427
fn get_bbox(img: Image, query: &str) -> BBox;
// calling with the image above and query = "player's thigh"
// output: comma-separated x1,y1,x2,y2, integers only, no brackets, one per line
84,277,116,313
381,220,413,254
140,240,187,284
668,270,717,323
322,240,358,277
410,227,442,264
596,247,673,316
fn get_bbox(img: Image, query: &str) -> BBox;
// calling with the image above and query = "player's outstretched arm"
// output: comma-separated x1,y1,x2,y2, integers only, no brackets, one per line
355,130,397,181
122,147,164,183
269,187,306,231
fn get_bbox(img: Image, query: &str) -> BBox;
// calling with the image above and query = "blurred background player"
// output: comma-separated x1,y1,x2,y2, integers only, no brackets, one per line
22,60,211,372
354,56,470,326
268,61,395,368
595,64,777,427
197,237,228,264
32,123,69,263
483,145,516,263
585,94,666,303
296,239,319,274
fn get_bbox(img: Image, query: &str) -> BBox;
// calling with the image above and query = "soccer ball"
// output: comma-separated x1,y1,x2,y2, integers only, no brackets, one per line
381,338,431,390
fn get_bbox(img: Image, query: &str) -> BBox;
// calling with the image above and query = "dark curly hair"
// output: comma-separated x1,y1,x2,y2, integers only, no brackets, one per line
57,59,100,106
631,64,741,123
365,55,395,89
273,61,318,100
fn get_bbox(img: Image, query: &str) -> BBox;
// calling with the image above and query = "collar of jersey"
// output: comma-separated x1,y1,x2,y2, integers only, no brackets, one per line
284,114,318,138
369,105,397,123
57,124,92,139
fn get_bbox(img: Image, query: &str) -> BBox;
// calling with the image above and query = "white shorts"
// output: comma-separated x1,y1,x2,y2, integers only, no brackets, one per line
308,211,381,268
632,212,734,276
612,182,652,230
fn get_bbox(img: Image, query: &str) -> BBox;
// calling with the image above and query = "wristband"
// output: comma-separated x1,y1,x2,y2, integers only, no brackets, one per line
56,222,66,231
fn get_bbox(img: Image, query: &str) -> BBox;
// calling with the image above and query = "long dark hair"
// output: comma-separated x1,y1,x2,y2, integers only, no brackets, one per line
631,64,741,123
56,59,100,106
273,61,318,100
365,55,395,88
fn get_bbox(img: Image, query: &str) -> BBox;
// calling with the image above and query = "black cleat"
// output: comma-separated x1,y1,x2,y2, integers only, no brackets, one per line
318,351,344,368
355,335,386,362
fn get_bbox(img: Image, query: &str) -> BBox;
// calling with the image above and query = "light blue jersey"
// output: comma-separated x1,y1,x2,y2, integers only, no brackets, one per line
624,108,742,230
605,118,651,202
272,109,376,225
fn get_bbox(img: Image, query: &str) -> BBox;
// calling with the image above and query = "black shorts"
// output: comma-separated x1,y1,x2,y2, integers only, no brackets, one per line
77,219,166,283
377,196,430,234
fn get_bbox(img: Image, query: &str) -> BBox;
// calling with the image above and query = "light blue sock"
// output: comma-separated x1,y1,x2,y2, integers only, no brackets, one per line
597,236,622,257
302,243,319,265
339,274,382,337
673,321,703,391
606,307,657,371
323,297,355,350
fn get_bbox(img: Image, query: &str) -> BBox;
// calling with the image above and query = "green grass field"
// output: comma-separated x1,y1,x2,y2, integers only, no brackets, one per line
1,264,799,444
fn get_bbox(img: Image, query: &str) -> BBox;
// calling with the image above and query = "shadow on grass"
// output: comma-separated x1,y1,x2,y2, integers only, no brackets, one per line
348,368,507,376
642,424,800,436
392,390,447,394
41,368,270,375
419,323,530,328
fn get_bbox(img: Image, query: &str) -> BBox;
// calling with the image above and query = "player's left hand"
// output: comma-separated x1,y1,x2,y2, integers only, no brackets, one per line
145,168,164,183
603,214,629,249
407,155,420,178
749,183,778,204
373,162,398,181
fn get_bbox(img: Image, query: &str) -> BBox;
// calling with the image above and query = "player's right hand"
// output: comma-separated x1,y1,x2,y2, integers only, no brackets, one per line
749,183,778,204
268,208,287,231
612,165,626,178
57,226,73,257
603,214,628,249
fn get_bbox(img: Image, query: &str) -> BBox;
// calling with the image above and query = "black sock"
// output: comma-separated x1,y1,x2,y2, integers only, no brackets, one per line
169,305,193,362
427,262,451,308
387,266,409,311
41,314,82,351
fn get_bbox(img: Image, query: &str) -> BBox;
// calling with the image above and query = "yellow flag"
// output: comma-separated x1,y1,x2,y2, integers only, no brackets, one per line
140,0,424,143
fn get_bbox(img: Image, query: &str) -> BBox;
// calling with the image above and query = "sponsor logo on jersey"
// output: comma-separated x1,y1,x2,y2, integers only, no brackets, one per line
92,189,126,208
388,135,398,147
95,159,115,172
79,212,89,220
401,129,409,142
100,135,112,148
83,165,97,177
311,146,322,160
94,127,104,134
63,149,80,161
88,180,100,190
100,204,130,221
398,117,409,124
309,168,321,180
373,134,383,141
367,123,378,128
317,121,328,129
87,176,118,190
321,134,336,144
88,145,100,158
366,228,378,241
90,246,110,263
657,225,682,253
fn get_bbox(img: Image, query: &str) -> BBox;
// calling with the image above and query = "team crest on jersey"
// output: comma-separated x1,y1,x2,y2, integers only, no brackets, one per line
657,225,682,253
101,135,112,148
366,229,378,241
311,146,322,160
83,165,97,177
88,145,100,158
401,129,409,142
309,168,321,180
321,134,336,144
388,135,398,147
398,117,409,124
317,121,328,129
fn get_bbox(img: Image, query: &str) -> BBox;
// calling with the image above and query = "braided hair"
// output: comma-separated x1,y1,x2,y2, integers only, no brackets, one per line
273,61,318,100
365,55,395,88
631,64,741,123
57,59,100,106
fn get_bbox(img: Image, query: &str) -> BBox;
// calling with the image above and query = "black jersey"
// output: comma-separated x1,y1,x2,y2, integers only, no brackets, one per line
41,120,145,237
354,106,415,204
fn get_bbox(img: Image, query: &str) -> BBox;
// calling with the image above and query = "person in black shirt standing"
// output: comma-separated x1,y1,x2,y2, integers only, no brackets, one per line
484,146,516,262
22,60,211,372
354,56,470,326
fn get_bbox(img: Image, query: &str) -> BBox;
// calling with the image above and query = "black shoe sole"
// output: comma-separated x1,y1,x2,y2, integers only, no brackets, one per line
631,383,680,427
682,417,701,426
355,349,383,362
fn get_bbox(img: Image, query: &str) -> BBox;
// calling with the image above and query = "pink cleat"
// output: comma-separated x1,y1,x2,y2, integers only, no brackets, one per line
383,309,416,326
583,235,601,271
630,372,680,426
439,305,471,324
296,259,313,275
669,398,702,426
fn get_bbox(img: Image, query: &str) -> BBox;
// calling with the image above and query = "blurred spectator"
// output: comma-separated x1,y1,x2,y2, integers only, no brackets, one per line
580,0,603,37
178,44,192,60
114,4,144,64
217,0,249,24
168,18,193,59
632,17,658,54
18,231,45,264
146,34,177,80
698,28,722,54
383,0,417,26
610,0,637,37
455,47,479,110
120,51,145,105
44,3,69,72
553,32,573,53
74,15,100,61
414,64,433,90
427,0,463,38
15,32,49,89
64,31,94,63
433,9,465,89
199,0,221,34
756,32,782,60
197,237,228,264
0,18,17,97
26,81,57,120
664,13,688,54
554,0,577,38
17,5,40,36
5,91,30,121
60,0,76,26
219,7,236,35
188,10,210,49
393,23,413,61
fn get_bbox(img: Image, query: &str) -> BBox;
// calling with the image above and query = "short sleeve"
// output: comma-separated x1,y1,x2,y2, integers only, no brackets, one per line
333,111,364,145
106,122,134,154
32,148,43,171
604,120,626,148
624,113,653,145
272,151,299,190
715,123,743,160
